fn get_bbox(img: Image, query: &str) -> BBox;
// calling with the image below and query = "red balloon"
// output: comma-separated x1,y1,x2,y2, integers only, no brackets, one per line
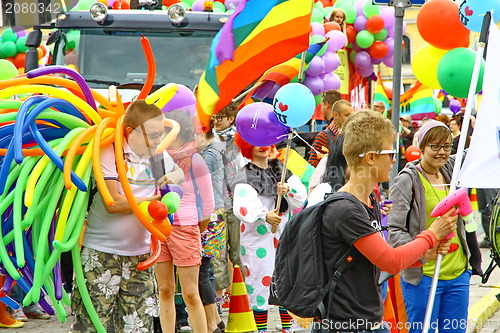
366,16,385,34
148,201,168,221
13,53,25,68
406,145,421,162
324,22,341,33
113,0,130,9
369,41,388,59
345,24,356,44
416,0,469,50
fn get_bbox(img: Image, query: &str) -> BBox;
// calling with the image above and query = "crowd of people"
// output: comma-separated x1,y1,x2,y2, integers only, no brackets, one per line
2,86,498,333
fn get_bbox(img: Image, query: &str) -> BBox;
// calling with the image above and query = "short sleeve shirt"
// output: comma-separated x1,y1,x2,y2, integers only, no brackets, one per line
321,192,384,330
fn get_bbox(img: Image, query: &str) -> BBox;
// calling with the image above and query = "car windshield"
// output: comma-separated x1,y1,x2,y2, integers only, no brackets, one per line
54,28,215,90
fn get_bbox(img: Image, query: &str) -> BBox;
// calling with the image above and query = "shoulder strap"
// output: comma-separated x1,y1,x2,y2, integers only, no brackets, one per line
189,155,203,220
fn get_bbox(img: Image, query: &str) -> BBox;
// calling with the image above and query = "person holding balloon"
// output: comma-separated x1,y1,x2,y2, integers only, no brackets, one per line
70,100,184,333
329,8,346,31
388,120,482,333
231,132,307,333
156,109,215,333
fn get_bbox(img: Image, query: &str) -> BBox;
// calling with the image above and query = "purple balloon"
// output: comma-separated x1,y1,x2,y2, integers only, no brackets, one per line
325,30,346,52
354,51,372,68
191,0,205,11
381,7,395,29
306,56,325,76
161,184,184,199
371,56,384,65
386,25,395,37
354,0,365,16
449,99,461,114
322,52,340,72
354,16,368,32
382,53,394,67
302,75,325,96
358,64,374,77
235,102,290,147
385,37,395,54
162,84,196,118
311,22,325,36
322,73,341,91
225,0,242,10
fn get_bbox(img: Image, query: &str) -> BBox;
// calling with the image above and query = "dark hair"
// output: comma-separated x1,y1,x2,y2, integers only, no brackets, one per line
164,110,195,143
321,133,347,191
419,127,452,150
123,100,163,129
217,101,239,118
321,90,342,106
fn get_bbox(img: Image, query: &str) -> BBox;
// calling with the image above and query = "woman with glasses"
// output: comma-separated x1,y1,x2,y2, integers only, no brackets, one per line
388,120,482,333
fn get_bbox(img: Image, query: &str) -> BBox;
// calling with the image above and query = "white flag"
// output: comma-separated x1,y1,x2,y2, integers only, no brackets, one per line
457,22,500,188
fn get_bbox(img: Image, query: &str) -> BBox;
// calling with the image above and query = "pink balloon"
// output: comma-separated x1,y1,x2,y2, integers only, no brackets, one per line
322,52,340,72
303,75,325,96
322,73,341,91
381,7,395,29
355,0,366,16
235,102,289,147
162,84,196,118
354,16,368,32
402,21,407,34
325,30,347,52
225,0,242,10
385,37,394,54
306,56,325,76
311,22,325,36
354,51,372,68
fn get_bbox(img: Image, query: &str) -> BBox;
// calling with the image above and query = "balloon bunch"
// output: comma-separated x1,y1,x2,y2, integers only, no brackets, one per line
169,0,238,13
0,36,181,331
311,0,399,79
0,28,47,74
412,0,485,98
235,83,315,147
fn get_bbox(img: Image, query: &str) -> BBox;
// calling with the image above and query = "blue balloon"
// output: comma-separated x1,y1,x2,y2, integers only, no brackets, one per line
459,0,500,32
272,83,316,128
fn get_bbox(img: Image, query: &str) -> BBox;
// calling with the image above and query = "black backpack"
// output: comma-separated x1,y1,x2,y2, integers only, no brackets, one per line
273,192,364,319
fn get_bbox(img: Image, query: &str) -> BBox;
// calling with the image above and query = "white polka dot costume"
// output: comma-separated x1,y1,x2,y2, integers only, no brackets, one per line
233,174,306,310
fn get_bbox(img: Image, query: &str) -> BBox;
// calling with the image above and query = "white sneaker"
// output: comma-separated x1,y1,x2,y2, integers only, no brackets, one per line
11,308,28,322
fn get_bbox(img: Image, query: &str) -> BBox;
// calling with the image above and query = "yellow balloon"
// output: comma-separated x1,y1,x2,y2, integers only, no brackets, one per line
145,83,177,106
412,44,448,89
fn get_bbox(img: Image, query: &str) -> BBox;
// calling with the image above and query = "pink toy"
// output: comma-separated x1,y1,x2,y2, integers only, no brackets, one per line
430,187,477,239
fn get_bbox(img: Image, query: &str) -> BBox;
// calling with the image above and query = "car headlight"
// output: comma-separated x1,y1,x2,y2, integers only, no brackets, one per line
90,2,108,24
168,4,186,25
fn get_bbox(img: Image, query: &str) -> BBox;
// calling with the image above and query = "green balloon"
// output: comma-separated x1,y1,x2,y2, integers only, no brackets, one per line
316,42,328,57
162,192,181,214
1,41,17,58
16,36,29,53
314,93,322,106
437,48,485,98
0,59,18,81
363,2,381,18
212,1,225,12
0,43,6,59
322,6,334,19
356,30,375,49
314,1,324,10
226,9,234,15
336,2,357,24
182,0,195,5
310,34,324,44
433,97,442,114
373,28,387,41
1,29,17,43
311,8,324,23
178,2,192,9
77,0,95,10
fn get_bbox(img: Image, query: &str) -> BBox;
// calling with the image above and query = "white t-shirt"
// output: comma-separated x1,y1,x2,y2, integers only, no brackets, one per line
83,143,175,256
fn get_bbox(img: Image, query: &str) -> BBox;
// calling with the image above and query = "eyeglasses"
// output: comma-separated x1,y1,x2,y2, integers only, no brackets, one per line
359,149,396,161
428,144,452,152
135,127,166,141
212,115,229,122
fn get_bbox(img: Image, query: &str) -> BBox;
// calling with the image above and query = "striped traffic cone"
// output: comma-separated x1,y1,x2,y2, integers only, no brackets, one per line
226,265,257,333
470,188,479,211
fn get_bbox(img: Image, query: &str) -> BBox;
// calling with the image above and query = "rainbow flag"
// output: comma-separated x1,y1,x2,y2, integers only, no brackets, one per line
196,0,312,130
400,81,436,120
373,73,391,111
240,40,327,106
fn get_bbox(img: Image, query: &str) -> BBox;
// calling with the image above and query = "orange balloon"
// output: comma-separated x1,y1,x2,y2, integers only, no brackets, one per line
13,53,25,68
406,145,421,162
345,24,356,44
39,44,47,58
416,0,470,50
324,22,341,33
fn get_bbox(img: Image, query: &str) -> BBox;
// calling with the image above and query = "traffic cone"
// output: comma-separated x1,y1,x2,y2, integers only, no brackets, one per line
226,265,257,333
470,188,478,211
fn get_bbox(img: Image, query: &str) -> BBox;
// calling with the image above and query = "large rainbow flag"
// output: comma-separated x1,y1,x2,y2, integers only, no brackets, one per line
373,73,391,111
400,81,436,120
196,0,312,130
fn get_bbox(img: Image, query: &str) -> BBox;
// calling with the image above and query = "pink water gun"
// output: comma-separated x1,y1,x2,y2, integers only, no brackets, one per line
430,187,477,238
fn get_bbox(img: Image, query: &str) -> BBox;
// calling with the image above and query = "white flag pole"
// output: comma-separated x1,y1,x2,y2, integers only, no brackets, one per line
421,12,491,333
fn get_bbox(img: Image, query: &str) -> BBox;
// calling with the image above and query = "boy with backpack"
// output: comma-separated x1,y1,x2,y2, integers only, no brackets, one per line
274,110,458,331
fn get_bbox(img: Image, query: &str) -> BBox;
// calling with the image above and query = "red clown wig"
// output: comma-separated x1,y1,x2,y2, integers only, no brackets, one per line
234,132,254,160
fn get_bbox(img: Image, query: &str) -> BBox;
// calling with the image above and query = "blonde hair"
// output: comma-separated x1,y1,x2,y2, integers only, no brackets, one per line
342,110,396,168
329,8,346,25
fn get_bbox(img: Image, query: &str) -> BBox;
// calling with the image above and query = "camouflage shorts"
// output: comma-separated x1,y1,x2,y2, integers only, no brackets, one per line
70,247,159,333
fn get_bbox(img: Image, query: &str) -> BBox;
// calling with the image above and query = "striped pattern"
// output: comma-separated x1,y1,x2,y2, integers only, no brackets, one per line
373,73,391,111
253,309,268,331
400,82,436,121
196,0,312,131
